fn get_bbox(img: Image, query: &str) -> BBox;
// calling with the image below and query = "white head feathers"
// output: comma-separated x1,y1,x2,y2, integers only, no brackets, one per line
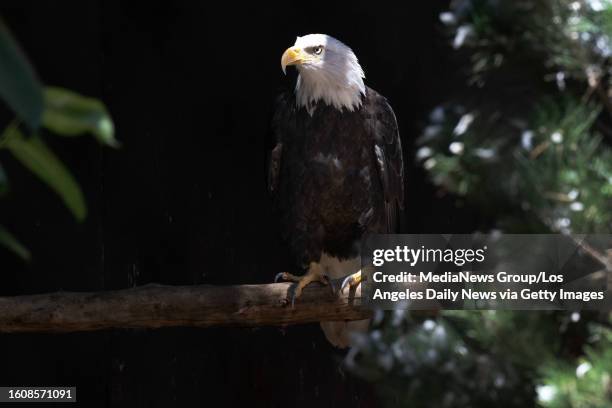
284,34,366,115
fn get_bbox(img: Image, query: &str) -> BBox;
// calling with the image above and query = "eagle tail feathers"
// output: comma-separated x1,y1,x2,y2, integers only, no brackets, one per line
318,253,370,349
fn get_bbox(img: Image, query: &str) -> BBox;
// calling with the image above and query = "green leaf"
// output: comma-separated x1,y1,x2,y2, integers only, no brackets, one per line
42,87,119,147
0,224,30,261
0,123,87,221
0,160,7,196
0,18,44,129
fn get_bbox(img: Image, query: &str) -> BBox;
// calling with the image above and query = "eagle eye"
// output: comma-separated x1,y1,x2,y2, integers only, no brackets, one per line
312,46,323,55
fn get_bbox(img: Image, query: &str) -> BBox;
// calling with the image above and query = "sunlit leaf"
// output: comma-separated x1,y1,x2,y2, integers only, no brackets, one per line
0,18,44,129
42,87,118,147
0,224,30,261
0,123,87,221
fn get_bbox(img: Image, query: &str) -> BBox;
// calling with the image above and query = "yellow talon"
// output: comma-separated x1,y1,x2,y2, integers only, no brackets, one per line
274,262,329,307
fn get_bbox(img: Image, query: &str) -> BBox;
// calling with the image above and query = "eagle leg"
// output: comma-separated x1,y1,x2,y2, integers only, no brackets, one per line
275,262,329,307
339,270,363,294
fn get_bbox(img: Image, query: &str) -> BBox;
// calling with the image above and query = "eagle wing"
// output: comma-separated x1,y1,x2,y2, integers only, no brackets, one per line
268,92,292,196
269,90,404,233
370,96,404,233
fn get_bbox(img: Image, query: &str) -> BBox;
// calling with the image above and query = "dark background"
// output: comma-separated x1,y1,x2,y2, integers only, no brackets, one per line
0,1,475,406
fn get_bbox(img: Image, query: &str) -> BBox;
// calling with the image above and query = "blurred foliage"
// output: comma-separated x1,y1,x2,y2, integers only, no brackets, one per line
0,18,117,260
43,87,118,148
0,123,87,221
0,224,30,261
418,0,612,234
347,311,561,407
350,310,610,407
348,1,612,407
417,99,612,233
539,326,612,408
0,18,43,130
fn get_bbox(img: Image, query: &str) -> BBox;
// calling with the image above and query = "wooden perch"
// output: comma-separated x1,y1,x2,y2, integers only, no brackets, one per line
0,282,371,333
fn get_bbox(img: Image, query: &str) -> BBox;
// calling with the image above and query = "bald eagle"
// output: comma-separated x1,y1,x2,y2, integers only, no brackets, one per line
269,34,404,348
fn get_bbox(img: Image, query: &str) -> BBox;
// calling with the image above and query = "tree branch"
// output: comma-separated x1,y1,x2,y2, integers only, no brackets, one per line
0,282,371,333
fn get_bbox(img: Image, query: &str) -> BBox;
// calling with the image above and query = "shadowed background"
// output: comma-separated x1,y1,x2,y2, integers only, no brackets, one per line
0,1,464,406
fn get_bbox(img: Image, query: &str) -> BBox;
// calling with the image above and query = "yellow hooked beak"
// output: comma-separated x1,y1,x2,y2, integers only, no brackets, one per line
281,46,311,74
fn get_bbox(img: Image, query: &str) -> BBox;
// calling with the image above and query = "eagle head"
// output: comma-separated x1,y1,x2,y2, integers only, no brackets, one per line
280,34,366,114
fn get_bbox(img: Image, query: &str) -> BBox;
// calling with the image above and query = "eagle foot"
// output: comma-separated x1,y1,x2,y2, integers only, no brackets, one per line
274,262,330,307
339,270,364,294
